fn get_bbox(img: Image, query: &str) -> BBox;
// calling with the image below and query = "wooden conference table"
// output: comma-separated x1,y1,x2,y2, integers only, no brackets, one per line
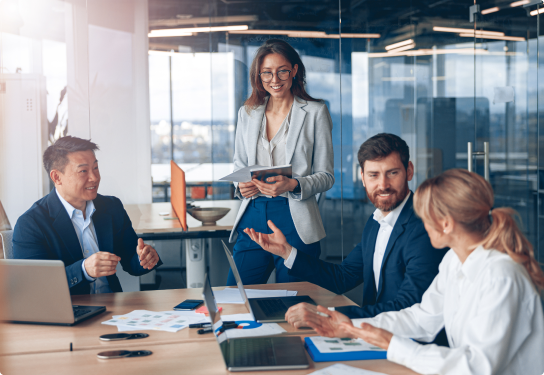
1,282,419,375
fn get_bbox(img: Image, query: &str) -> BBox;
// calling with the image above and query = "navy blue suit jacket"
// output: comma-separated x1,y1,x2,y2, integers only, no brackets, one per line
289,193,448,319
13,189,162,295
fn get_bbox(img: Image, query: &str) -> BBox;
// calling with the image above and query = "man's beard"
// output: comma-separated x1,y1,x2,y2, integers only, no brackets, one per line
368,182,409,212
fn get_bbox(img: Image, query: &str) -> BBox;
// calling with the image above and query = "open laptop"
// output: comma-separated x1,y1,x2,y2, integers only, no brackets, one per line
0,259,106,325
202,273,309,371
221,240,316,323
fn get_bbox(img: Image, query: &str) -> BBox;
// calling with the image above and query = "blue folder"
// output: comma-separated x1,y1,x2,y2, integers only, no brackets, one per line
304,337,387,362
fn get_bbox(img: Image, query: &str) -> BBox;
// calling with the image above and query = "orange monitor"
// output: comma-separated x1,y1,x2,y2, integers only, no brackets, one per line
170,160,188,231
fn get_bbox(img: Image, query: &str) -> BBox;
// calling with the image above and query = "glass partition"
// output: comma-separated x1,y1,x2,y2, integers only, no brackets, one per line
1,0,543,289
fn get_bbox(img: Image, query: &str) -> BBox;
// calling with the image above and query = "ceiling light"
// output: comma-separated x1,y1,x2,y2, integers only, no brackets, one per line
433,26,504,36
228,30,380,38
530,8,544,16
459,33,525,41
385,39,414,51
481,7,500,15
149,15,258,28
387,43,416,53
510,0,530,7
148,25,249,37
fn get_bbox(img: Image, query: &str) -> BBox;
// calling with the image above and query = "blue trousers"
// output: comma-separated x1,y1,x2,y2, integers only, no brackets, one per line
227,196,321,286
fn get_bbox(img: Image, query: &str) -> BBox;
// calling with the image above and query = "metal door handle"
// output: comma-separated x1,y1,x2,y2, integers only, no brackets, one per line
467,142,490,182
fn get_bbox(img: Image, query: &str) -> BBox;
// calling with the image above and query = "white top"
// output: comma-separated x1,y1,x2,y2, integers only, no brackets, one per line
285,192,410,280
56,190,112,294
254,105,292,199
371,192,410,290
353,246,544,375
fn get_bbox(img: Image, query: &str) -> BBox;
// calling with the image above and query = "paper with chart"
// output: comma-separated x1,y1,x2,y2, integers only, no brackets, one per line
309,364,387,375
102,310,208,333
310,336,386,354
215,313,286,338
214,288,297,304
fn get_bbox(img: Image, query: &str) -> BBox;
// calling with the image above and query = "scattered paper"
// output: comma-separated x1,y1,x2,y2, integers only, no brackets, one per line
214,288,297,304
213,312,286,338
309,364,387,375
102,310,208,333
310,336,385,354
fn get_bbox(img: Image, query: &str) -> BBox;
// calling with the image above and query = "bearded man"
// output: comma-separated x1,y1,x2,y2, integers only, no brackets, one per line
243,133,448,336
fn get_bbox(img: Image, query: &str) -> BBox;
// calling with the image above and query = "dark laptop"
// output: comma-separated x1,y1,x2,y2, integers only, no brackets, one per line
0,259,106,326
202,273,309,371
221,240,316,323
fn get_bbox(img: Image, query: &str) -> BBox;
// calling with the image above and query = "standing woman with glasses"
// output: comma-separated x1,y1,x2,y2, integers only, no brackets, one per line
227,39,334,286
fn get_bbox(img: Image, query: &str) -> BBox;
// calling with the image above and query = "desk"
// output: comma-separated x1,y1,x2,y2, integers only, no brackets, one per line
2,339,420,375
125,200,241,287
1,282,355,356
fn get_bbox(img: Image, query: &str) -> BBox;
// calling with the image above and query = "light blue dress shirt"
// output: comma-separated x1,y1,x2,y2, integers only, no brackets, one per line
56,190,112,294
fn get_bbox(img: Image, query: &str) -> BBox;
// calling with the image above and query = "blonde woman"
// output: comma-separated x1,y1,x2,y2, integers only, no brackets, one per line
301,169,544,375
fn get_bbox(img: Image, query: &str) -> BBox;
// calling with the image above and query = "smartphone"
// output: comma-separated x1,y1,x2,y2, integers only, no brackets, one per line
173,299,203,311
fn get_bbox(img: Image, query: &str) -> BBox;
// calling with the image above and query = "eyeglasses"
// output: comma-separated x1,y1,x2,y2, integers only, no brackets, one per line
259,69,292,83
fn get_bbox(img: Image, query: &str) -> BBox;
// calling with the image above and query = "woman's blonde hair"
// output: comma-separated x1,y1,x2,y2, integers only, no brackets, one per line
413,168,544,290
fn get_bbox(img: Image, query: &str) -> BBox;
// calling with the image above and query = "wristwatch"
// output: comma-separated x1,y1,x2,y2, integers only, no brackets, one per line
293,179,301,194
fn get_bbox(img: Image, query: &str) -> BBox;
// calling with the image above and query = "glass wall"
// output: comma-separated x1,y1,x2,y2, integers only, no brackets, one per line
145,0,544,267
1,0,542,279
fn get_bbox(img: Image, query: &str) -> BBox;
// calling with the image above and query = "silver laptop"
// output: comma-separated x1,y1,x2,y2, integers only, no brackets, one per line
202,273,309,371
0,259,106,325
221,241,316,323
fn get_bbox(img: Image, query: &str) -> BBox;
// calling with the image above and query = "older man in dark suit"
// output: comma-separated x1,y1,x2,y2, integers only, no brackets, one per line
13,136,161,294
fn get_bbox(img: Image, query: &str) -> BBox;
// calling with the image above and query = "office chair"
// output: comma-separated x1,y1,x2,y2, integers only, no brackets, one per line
0,230,14,259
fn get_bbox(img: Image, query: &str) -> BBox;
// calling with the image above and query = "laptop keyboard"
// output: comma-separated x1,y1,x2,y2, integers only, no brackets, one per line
230,338,276,367
73,308,92,318
258,299,286,317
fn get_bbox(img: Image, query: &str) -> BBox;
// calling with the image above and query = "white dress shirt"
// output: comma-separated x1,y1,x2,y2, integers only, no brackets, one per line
371,191,410,290
56,190,112,294
284,191,410,278
352,246,544,375
254,105,292,199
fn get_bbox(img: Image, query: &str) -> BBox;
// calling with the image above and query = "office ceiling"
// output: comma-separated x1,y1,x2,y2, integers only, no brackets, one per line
147,0,539,52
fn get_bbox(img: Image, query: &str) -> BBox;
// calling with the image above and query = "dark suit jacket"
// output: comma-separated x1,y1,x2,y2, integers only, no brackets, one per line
289,193,448,319
13,189,162,295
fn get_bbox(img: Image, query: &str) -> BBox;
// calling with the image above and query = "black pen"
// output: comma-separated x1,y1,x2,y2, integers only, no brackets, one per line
189,322,211,328
197,327,213,334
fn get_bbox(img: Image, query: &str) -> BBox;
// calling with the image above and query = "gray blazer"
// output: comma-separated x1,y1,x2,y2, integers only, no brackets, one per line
229,96,335,245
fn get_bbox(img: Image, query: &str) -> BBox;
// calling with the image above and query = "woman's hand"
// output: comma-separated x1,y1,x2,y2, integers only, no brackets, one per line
341,322,393,350
244,220,292,259
238,180,259,198
252,176,298,197
302,306,357,338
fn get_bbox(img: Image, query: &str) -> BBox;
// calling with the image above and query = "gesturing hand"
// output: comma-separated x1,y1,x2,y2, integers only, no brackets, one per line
341,322,393,350
137,238,160,270
252,176,298,197
244,220,292,259
239,180,259,198
84,252,121,278
302,305,356,338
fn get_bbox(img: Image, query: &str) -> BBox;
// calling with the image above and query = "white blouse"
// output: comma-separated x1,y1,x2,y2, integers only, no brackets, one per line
254,105,292,199
353,246,544,375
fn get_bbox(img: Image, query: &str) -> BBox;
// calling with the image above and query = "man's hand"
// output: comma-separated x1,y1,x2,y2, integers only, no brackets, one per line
285,302,319,328
244,220,292,259
137,238,160,270
84,252,121,278
299,305,356,338
239,180,259,198
252,176,298,197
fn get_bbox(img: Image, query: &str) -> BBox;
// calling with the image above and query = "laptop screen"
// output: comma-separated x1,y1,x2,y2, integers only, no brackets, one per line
202,273,230,366
221,241,255,318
